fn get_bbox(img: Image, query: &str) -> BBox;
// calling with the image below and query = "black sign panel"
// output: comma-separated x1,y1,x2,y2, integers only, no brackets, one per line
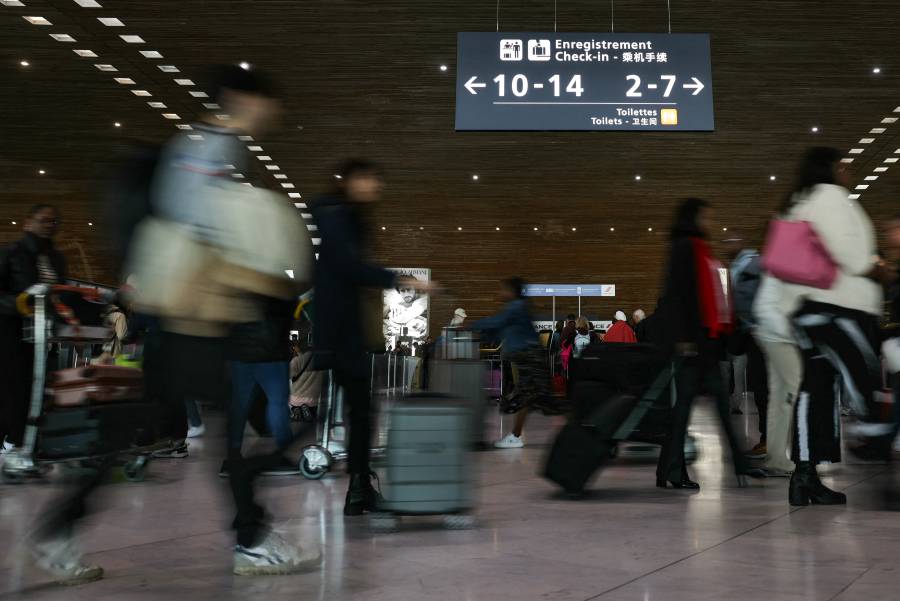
455,32,714,131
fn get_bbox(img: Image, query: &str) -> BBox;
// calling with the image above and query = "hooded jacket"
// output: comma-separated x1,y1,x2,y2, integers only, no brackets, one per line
0,233,67,342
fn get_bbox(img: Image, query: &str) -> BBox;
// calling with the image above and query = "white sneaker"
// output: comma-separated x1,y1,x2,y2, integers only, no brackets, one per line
31,536,103,585
233,531,321,576
186,424,206,439
1,437,14,455
494,433,524,449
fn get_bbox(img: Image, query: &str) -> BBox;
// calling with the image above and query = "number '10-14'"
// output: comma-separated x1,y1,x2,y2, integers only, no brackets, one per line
493,74,584,97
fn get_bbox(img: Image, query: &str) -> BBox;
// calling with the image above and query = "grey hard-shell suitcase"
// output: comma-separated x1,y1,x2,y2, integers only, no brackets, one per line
372,394,476,530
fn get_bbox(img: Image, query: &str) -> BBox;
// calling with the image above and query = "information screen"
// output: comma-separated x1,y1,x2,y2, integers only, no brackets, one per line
455,32,714,131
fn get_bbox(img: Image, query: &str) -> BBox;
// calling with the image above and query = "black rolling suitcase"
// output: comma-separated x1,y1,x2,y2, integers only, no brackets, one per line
544,360,676,496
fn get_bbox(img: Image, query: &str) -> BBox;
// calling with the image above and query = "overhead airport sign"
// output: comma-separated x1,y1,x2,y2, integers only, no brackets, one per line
455,32,714,131
523,284,616,297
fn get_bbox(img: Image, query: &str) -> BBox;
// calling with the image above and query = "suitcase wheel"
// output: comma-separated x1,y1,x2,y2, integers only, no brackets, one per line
443,514,477,530
369,512,400,533
123,457,148,482
299,445,331,480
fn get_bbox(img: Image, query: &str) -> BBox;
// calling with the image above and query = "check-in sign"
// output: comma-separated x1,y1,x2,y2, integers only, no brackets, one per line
456,32,714,131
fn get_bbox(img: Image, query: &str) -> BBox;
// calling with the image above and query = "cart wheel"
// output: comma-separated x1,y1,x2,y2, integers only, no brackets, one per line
369,512,399,533
608,444,619,459
300,445,331,480
443,514,477,530
123,457,148,482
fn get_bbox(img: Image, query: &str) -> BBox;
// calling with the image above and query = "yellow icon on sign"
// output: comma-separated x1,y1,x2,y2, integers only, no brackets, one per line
660,108,678,125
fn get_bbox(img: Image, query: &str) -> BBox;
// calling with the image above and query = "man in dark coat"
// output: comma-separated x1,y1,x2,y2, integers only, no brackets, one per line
311,159,432,515
0,204,65,450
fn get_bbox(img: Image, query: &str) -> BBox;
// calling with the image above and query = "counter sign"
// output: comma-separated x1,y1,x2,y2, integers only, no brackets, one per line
455,32,714,131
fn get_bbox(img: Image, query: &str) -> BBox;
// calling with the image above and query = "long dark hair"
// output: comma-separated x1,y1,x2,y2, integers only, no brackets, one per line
779,147,842,213
670,197,710,239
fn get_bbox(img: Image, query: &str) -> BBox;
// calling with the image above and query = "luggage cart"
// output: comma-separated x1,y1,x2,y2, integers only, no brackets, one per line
2,291,156,484
298,356,388,479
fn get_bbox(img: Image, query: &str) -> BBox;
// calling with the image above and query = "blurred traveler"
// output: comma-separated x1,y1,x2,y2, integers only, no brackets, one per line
777,148,886,505
290,339,323,423
471,277,551,449
449,307,468,328
723,238,770,463
573,316,592,358
655,198,755,491
0,204,65,453
311,159,432,516
603,310,637,343
632,309,648,342
134,64,319,575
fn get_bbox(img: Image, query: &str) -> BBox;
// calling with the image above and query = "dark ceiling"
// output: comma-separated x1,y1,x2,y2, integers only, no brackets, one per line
1,0,898,321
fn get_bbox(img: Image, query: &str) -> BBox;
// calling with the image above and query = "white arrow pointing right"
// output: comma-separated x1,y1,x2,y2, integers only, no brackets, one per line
465,76,487,95
683,77,705,95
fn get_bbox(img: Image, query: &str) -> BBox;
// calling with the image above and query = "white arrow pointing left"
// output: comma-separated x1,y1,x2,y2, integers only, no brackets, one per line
465,76,486,95
682,77,705,95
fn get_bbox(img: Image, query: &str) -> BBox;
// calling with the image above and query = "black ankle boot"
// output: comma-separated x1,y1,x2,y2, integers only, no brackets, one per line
789,461,846,506
344,472,382,516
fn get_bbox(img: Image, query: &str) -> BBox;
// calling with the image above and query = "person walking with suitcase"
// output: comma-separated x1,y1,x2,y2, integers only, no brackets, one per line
655,198,755,490
310,160,433,516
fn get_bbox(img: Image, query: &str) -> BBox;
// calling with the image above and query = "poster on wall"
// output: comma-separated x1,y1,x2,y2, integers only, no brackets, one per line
383,267,431,350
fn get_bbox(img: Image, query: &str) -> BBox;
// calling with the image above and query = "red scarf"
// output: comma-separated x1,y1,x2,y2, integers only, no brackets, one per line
691,238,733,339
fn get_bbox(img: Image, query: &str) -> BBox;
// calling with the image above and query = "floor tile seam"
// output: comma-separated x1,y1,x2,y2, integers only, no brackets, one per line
85,527,229,557
825,566,872,601
577,507,804,601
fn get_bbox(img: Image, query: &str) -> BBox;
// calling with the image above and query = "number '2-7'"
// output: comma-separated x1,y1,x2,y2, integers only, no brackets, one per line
626,74,677,97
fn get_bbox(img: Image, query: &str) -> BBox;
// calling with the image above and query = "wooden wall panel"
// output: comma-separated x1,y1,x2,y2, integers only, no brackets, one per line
1,0,898,327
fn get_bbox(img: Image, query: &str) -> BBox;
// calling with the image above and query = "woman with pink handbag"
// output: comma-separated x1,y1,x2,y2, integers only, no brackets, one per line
762,147,886,507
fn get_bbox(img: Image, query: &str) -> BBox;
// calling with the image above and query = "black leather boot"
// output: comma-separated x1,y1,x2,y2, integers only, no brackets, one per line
789,461,846,506
344,472,382,516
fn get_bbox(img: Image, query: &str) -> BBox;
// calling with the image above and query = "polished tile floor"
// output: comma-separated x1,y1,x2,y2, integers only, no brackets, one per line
1,399,898,601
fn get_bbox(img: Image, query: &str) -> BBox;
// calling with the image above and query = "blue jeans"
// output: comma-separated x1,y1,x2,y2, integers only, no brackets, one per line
229,361,293,453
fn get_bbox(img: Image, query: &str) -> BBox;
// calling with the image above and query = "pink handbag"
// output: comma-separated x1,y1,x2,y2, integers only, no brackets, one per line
761,220,837,289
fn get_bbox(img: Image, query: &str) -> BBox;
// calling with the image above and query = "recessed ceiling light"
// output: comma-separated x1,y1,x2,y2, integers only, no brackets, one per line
533,227,539,231
419,226,425,230
722,227,728,231
215,114,231,121
295,202,306,208
239,61,250,70
201,102,220,109
97,17,123,26
231,173,244,178
495,226,500,231
94,63,117,72
457,226,463,231
288,193,302,198
648,227,653,232
119,34,145,44
265,165,281,171
381,226,386,231
238,135,254,141
23,16,52,26
158,65,179,73
175,124,192,130
147,101,166,108
38,169,45,175
113,77,134,84
140,50,163,58
864,175,878,181
572,227,577,231
471,174,479,181
274,174,288,179
848,148,864,154
50,34,76,42
610,227,615,232
173,78,195,86
885,157,899,163
440,65,448,71
88,222,93,226
334,174,342,179
873,67,881,74
848,194,861,200
859,138,875,144
810,126,819,133
634,175,641,181
855,185,869,190
1,1,26,7
870,128,887,134
74,0,102,6
247,145,263,152
281,183,295,189
189,91,209,98
114,121,121,127
19,60,30,67
11,221,17,225
161,113,180,120
882,117,898,124
841,158,854,163
257,156,272,161
769,175,776,181
874,167,889,172
131,89,151,96
73,49,98,57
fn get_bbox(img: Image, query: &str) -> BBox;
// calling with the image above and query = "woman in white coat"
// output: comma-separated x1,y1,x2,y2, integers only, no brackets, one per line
771,147,885,507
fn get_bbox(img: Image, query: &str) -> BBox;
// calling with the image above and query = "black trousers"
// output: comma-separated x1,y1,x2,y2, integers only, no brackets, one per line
0,341,33,447
657,352,746,483
746,337,769,440
333,365,375,475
